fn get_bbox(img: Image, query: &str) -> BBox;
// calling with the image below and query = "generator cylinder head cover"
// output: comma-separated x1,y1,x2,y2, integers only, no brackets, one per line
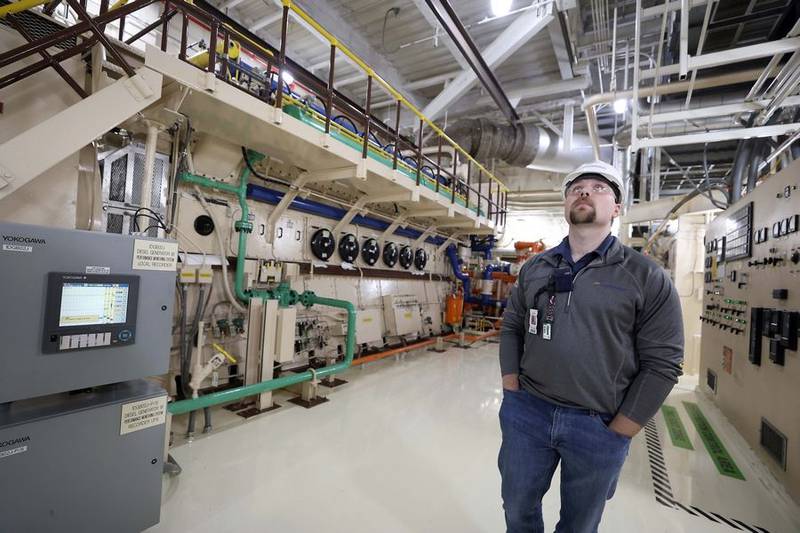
383,241,398,267
338,233,359,263
310,228,336,261
414,248,427,270
399,246,413,269
193,215,215,236
362,238,380,266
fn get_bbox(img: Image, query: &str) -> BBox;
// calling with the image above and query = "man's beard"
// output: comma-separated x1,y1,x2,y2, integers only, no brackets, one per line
569,203,596,224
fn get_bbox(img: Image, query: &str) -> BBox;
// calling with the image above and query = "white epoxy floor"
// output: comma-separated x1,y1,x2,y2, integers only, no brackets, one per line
151,342,800,533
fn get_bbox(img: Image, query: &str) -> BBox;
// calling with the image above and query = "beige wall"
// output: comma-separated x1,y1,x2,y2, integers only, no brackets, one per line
701,158,800,504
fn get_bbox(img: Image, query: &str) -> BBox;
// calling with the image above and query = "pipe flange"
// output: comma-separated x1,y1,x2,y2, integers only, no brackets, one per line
234,220,254,233
299,290,316,308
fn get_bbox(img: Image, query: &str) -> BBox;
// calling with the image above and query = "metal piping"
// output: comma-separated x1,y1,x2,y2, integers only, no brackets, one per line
446,118,607,172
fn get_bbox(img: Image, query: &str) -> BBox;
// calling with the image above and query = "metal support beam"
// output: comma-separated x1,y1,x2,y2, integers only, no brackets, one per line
250,12,282,32
266,173,312,241
547,13,573,80
414,227,436,246
409,0,470,71
635,123,800,148
563,104,574,151
679,0,689,78
640,37,800,79
379,215,408,243
436,233,462,255
471,76,590,108
332,198,368,235
408,207,453,217
641,95,800,125
421,2,553,121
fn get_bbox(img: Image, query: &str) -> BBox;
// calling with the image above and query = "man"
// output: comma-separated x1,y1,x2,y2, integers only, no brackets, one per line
498,160,684,533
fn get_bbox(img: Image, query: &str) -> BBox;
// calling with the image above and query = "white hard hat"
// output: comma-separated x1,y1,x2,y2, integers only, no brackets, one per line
562,161,624,203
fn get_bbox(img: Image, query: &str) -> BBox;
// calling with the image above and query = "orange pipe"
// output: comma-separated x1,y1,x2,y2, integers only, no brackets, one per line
351,334,457,366
351,330,499,366
464,330,499,342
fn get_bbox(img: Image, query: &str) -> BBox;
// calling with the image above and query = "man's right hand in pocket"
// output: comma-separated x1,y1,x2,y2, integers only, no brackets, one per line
502,374,520,391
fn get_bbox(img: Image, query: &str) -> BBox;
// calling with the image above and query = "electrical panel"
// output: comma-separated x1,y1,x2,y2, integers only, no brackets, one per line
382,295,422,337
355,309,383,345
0,222,175,404
700,160,800,502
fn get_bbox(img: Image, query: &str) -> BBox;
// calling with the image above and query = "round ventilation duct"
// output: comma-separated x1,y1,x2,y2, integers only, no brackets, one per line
446,118,607,173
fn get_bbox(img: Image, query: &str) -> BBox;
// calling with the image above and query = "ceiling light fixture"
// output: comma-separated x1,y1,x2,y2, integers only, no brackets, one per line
613,98,628,114
490,0,512,17
282,70,295,85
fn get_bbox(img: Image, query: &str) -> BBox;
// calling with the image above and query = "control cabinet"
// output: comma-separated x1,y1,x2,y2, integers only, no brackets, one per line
0,222,176,403
700,159,800,503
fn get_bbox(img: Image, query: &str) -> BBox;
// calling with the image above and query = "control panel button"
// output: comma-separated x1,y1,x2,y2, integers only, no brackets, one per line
103,332,111,346
60,336,70,350
118,330,132,342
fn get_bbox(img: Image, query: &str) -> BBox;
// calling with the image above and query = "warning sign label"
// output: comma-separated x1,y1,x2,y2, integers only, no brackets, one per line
132,239,178,271
120,396,167,435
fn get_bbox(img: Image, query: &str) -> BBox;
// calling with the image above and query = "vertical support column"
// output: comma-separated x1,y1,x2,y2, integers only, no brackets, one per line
275,4,289,110
207,20,218,75
465,161,471,209
325,44,335,134
477,168,482,216
179,13,188,61
495,183,501,225
392,100,401,170
451,151,458,204
118,15,126,41
221,30,230,81
362,76,373,159
435,136,443,193
160,1,170,52
488,176,493,219
416,118,424,186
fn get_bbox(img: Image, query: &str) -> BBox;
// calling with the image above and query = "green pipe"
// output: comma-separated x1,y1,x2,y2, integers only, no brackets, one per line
174,156,358,416
168,294,356,415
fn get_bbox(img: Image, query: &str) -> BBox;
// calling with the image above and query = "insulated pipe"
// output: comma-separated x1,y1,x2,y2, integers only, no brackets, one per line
137,121,161,232
446,118,605,172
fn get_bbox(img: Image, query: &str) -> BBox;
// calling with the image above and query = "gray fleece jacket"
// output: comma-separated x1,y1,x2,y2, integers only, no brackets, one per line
499,237,684,425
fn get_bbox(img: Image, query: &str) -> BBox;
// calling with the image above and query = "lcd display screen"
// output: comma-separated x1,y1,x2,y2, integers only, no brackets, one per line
58,283,130,327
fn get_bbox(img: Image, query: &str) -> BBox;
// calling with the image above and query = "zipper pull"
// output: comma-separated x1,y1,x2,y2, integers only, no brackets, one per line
567,291,572,307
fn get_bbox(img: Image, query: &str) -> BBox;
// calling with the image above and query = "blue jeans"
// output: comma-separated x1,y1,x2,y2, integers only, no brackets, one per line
498,388,631,533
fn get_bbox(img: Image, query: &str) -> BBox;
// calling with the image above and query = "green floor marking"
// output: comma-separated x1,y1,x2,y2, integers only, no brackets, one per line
682,401,745,480
661,405,694,450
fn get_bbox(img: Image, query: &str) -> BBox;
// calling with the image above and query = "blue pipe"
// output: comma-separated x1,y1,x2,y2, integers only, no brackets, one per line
247,184,446,245
446,245,506,307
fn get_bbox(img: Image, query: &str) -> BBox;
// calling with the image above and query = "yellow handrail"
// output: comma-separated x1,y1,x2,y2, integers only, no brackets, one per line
281,0,508,194
0,0,49,19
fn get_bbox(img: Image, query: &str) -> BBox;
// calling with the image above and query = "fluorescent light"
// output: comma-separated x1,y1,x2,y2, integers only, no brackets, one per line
282,70,295,85
491,0,512,17
613,98,628,114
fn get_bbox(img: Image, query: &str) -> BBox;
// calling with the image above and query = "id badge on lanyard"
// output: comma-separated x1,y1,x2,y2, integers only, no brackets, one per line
529,309,538,334
543,294,556,340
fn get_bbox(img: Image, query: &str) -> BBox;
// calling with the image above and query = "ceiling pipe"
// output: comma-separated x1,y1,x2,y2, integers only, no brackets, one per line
446,118,611,174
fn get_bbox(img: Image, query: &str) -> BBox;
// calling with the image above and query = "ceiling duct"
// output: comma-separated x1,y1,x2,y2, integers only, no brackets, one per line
446,118,607,174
